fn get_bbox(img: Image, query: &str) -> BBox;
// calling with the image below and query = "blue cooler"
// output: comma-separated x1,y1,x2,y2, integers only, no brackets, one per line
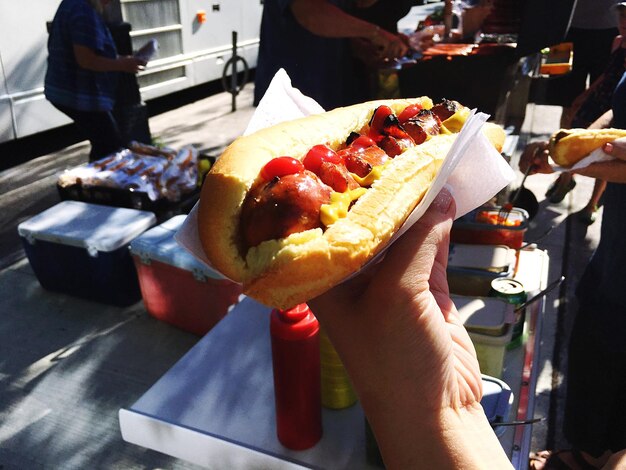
480,375,513,437
18,201,156,306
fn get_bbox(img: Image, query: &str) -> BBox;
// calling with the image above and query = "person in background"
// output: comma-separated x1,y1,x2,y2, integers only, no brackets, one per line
44,0,145,162
309,187,514,469
460,0,494,41
350,0,415,101
543,0,620,208
253,0,409,111
523,71,626,470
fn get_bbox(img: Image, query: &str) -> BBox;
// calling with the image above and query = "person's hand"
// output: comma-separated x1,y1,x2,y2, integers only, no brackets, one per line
519,140,553,174
117,56,146,73
370,28,409,60
572,140,626,183
309,189,511,468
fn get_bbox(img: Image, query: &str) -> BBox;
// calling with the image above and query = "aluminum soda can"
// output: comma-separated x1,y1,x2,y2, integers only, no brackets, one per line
490,278,527,305
490,278,527,348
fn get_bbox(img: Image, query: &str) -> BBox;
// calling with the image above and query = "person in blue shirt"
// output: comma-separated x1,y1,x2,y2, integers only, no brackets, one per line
45,0,145,161
254,0,408,111
522,71,626,470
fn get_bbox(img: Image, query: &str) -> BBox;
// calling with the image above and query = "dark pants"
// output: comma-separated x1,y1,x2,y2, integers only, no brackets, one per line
563,299,626,457
52,103,124,162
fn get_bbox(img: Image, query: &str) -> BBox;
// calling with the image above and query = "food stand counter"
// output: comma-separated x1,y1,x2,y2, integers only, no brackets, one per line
119,247,549,469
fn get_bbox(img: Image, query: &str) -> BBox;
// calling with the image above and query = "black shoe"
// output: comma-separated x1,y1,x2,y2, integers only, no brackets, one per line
578,206,598,225
548,178,576,203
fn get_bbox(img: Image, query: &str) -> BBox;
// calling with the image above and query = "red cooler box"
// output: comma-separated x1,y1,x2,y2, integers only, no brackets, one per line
130,215,242,336
18,201,156,306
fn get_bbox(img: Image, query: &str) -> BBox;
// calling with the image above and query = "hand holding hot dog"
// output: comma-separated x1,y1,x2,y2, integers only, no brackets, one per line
572,139,626,183
309,189,513,469
520,130,626,182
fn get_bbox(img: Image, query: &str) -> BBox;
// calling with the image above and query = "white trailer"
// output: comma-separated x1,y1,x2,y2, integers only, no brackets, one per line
0,0,262,143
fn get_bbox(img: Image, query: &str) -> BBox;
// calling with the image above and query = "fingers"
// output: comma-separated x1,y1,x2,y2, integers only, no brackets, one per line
602,138,626,161
373,30,409,60
119,56,145,73
367,188,456,300
519,141,553,174
310,188,456,319
571,139,626,182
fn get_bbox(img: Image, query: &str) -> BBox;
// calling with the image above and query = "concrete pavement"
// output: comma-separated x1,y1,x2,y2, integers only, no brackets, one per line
0,83,602,468
0,87,255,470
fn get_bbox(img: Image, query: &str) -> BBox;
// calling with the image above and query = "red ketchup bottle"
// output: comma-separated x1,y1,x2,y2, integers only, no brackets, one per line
270,303,322,450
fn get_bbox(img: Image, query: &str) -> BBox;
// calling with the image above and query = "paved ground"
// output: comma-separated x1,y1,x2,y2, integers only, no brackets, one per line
0,83,603,467
0,88,255,470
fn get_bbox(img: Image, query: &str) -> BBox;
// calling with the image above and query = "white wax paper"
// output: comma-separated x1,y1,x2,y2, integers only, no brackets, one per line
176,69,515,280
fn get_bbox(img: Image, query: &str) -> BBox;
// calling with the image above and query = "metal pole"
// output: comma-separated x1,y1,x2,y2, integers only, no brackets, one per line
231,31,238,112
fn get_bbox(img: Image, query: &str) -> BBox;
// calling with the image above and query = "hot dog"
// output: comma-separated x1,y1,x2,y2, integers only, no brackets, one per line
198,97,505,309
549,128,626,167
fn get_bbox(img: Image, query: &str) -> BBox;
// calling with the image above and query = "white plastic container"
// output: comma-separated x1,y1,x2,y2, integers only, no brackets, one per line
453,295,514,378
447,243,517,296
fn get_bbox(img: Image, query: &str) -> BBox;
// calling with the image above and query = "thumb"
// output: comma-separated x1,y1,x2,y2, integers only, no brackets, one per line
371,188,456,293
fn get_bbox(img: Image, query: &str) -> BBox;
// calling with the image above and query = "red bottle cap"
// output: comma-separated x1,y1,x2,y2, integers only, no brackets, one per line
271,304,319,341
278,303,309,323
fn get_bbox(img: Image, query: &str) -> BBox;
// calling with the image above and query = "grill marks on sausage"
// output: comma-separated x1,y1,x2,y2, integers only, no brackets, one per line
239,101,457,251
341,145,389,177
240,171,332,250
430,98,459,122
403,110,441,145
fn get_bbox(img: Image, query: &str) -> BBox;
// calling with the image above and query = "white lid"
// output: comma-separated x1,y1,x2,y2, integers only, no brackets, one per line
130,215,225,279
452,295,514,336
17,201,156,254
448,244,516,272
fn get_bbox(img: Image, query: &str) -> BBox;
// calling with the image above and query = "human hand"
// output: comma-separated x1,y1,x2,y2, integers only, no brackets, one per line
371,28,409,60
309,189,497,467
117,56,146,73
572,139,626,182
409,29,435,52
519,140,553,174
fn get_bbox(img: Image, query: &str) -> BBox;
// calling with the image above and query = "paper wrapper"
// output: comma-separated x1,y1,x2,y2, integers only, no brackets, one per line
176,69,515,282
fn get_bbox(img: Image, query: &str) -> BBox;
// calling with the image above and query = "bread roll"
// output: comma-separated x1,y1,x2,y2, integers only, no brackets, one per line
549,128,626,167
198,98,505,309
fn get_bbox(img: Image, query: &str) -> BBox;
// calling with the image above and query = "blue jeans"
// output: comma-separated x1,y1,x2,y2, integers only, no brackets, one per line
51,103,124,161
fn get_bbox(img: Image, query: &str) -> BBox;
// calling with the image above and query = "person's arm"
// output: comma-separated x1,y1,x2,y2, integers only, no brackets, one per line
289,0,408,59
309,189,513,469
611,35,623,53
573,139,626,182
73,44,145,73
521,110,626,182
588,109,614,129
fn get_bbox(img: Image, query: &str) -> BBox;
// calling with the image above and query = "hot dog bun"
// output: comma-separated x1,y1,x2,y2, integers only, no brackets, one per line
549,128,626,167
198,98,505,309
